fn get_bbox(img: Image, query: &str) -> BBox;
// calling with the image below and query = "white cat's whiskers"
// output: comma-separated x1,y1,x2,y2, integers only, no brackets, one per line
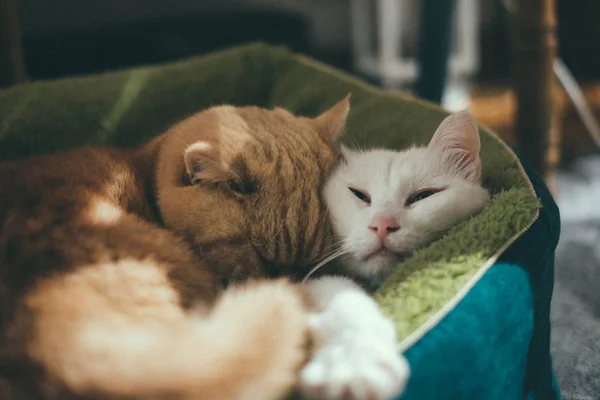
317,239,345,256
358,108,377,151
302,248,349,283
345,134,364,153
306,243,345,273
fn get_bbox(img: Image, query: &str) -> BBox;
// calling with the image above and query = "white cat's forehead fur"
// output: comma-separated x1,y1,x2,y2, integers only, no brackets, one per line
338,146,455,199
324,115,490,282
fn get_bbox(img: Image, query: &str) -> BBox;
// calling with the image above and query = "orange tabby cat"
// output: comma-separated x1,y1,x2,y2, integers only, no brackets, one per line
0,97,350,399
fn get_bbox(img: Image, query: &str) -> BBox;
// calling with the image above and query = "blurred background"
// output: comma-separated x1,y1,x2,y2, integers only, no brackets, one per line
2,0,599,398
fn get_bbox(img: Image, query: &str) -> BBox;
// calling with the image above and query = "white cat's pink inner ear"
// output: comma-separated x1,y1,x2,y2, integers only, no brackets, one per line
428,110,482,181
429,110,480,154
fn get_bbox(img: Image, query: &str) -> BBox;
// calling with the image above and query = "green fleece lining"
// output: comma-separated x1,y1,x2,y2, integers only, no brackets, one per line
0,43,540,346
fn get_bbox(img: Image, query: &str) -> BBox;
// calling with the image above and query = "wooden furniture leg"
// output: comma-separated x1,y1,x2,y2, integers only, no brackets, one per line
0,0,26,88
414,0,456,104
510,0,559,193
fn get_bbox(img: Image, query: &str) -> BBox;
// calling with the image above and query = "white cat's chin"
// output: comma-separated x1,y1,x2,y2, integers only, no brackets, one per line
347,250,403,280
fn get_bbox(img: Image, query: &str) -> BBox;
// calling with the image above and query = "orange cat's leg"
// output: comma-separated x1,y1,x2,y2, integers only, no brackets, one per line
20,260,309,400
1,203,309,400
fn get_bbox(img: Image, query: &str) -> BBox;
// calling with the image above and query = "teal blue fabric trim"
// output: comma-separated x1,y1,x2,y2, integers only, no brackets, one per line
398,152,561,400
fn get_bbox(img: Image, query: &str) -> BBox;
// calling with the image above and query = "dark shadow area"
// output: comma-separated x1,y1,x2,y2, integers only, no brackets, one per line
22,10,313,80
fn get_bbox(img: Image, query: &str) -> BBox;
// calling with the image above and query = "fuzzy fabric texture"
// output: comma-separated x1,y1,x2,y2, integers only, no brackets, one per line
0,43,558,399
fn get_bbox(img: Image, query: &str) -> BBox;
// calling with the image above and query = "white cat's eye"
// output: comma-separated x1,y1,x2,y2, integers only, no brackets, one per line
406,188,444,206
348,187,371,205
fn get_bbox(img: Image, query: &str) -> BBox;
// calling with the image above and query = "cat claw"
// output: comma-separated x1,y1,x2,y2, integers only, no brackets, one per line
299,331,410,400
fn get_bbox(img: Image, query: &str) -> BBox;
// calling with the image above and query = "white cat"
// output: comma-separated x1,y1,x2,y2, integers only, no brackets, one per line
300,110,491,400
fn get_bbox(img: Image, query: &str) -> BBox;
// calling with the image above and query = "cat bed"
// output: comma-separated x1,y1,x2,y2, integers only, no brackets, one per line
0,43,560,399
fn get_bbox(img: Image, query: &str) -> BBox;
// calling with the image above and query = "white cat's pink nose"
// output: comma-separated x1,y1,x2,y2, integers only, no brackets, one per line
368,216,400,240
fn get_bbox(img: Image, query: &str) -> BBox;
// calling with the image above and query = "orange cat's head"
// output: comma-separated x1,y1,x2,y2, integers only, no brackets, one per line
155,97,350,282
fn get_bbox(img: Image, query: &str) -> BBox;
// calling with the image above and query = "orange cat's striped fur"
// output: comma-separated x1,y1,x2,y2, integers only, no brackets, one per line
0,97,350,399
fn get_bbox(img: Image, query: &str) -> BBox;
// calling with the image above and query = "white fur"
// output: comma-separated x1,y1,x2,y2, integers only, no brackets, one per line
300,112,490,400
324,111,490,280
300,276,409,400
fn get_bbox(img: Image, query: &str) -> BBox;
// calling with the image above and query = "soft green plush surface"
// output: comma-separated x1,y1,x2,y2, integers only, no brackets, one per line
0,43,539,344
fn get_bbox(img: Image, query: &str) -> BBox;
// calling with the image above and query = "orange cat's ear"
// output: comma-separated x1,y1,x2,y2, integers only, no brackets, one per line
184,141,230,185
313,94,351,141
428,110,482,182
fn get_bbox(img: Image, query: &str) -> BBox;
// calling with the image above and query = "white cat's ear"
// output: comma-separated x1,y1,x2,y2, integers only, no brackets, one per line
313,94,351,141
184,141,230,185
429,110,482,182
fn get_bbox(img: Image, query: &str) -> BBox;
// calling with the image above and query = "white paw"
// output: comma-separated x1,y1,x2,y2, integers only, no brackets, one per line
299,329,410,400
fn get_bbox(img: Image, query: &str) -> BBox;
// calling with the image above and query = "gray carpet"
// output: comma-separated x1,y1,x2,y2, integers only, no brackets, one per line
551,155,600,400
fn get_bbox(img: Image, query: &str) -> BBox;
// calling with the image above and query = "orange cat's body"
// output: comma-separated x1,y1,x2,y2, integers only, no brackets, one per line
0,99,350,399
